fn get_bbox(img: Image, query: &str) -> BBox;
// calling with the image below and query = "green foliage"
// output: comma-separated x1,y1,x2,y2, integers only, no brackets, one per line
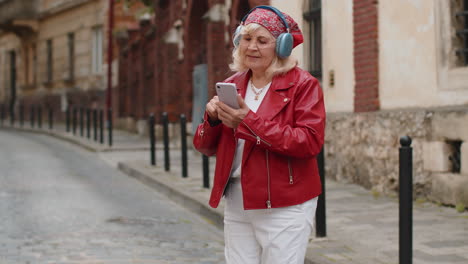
455,202,466,213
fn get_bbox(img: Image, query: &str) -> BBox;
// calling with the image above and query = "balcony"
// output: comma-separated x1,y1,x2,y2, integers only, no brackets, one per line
0,0,39,25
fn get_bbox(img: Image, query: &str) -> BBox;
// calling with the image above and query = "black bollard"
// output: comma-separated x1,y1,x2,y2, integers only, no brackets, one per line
72,107,77,135
48,107,53,130
203,155,210,188
37,106,42,129
86,108,91,139
9,106,14,126
80,107,84,137
399,136,413,264
93,109,98,141
107,108,113,147
0,104,4,126
149,114,156,166
66,107,70,132
30,105,35,128
99,109,104,144
180,114,188,178
19,105,24,127
316,147,326,237
162,112,170,171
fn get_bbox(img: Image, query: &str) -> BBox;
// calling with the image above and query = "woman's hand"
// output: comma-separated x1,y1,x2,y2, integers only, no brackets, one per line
216,94,249,129
206,96,220,122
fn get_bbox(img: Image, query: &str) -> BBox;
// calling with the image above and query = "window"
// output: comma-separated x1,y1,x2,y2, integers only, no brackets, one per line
67,32,74,81
46,39,53,83
92,27,103,74
435,0,468,90
303,0,322,78
455,0,468,66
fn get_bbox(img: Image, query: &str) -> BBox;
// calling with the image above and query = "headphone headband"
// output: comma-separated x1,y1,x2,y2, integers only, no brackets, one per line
240,5,290,33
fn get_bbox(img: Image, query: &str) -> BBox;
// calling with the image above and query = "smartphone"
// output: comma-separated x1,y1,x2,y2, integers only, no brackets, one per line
215,82,239,109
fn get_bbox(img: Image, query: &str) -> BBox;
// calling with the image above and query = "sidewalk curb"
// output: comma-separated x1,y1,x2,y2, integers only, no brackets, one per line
118,161,225,229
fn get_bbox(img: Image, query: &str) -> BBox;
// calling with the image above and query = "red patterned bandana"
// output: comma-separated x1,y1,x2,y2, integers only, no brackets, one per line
243,7,304,48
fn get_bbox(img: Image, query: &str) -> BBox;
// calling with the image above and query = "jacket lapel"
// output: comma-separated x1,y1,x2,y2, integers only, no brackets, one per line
255,70,296,120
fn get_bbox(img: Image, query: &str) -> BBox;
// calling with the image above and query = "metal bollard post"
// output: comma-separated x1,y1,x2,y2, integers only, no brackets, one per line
180,114,188,178
72,107,77,135
203,155,210,188
48,107,53,130
66,107,70,132
316,147,326,237
162,112,170,171
93,109,98,141
0,104,4,126
149,114,156,166
86,108,91,139
99,109,104,144
107,108,113,147
9,106,14,126
37,106,42,129
399,136,413,264
19,105,24,127
80,107,84,137
30,105,35,128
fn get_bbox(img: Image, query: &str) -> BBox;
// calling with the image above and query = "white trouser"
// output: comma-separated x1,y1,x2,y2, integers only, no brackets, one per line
224,179,318,264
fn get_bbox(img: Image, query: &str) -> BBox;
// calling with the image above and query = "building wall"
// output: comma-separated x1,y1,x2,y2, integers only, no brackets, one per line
380,0,468,109
379,0,438,109
272,0,355,112
37,0,106,92
0,34,20,102
322,0,354,112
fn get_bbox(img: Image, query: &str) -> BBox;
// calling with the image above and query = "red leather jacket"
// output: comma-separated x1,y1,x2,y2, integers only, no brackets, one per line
193,67,325,210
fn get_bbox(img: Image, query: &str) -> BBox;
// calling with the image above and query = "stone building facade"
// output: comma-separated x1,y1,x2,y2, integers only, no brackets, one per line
0,0,144,122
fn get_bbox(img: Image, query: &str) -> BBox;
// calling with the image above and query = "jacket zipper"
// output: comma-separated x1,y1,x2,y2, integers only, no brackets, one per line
240,121,272,146
288,158,293,184
239,122,272,209
266,150,271,209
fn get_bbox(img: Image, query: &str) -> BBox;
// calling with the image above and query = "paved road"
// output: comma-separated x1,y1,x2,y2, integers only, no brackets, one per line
0,130,225,264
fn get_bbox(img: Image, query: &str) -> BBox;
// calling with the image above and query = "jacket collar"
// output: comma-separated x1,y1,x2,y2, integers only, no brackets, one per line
233,69,297,95
231,68,298,121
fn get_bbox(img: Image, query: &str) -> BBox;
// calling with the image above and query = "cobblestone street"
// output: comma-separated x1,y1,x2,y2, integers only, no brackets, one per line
0,130,225,264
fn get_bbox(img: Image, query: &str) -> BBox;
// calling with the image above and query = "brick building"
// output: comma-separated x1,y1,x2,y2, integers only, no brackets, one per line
116,0,269,131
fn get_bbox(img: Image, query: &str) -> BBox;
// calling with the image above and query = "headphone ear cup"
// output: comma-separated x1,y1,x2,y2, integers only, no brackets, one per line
233,25,242,47
276,33,293,59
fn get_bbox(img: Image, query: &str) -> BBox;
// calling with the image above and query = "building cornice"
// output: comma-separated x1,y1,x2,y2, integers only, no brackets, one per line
39,0,96,19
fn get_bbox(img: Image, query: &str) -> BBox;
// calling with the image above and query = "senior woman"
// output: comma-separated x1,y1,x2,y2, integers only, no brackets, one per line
193,5,325,264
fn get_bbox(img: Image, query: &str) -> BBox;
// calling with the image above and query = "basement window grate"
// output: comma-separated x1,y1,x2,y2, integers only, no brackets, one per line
447,140,462,173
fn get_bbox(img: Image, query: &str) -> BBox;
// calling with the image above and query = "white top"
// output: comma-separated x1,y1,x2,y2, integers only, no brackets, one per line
230,79,272,179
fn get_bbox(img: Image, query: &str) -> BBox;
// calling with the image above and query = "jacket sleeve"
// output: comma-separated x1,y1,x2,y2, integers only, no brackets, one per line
193,112,223,157
235,77,325,158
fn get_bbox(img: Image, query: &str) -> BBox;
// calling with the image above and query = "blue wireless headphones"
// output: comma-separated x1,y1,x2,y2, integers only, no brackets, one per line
233,5,293,59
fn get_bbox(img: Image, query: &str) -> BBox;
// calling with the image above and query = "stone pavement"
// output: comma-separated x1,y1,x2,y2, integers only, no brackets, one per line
1,122,468,264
